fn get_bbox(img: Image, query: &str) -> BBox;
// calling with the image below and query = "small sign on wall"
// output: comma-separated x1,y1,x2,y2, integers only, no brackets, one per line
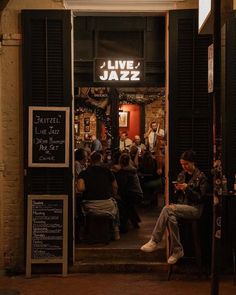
84,117,90,132
28,106,70,167
208,44,214,93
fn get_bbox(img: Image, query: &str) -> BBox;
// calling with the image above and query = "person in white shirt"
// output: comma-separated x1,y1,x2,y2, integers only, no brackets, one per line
119,131,133,152
132,135,146,156
144,122,161,154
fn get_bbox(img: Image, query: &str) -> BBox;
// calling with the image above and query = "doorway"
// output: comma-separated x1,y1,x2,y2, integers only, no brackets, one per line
74,86,166,250
73,14,167,264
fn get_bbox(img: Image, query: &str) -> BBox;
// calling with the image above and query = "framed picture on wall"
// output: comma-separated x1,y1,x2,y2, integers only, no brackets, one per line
119,111,129,128
84,117,90,126
84,125,90,132
84,117,90,132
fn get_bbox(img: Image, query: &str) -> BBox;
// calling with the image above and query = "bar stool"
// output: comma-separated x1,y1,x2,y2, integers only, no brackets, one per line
84,212,113,244
167,218,202,280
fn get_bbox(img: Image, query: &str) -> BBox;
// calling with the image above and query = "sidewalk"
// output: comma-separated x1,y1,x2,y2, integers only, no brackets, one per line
0,273,235,295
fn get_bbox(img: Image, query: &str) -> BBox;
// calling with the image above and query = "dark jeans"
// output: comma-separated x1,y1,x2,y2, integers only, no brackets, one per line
118,192,142,232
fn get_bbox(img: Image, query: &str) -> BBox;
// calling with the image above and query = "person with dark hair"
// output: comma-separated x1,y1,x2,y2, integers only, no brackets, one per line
110,150,122,173
77,152,120,240
75,148,88,178
74,148,88,242
115,153,143,232
91,134,103,152
140,150,208,264
144,122,161,154
138,151,162,206
129,145,139,168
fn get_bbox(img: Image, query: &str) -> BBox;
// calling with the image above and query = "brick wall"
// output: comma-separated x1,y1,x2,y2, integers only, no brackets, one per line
145,99,165,133
0,36,24,274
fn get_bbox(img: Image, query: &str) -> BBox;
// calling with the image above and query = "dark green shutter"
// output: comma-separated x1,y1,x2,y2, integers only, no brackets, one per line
22,10,73,262
169,10,213,185
225,13,236,190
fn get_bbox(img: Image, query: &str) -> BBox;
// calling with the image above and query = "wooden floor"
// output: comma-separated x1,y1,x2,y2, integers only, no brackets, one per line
76,203,166,250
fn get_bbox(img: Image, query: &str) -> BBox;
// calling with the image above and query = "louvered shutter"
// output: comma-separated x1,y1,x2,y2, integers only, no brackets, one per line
22,10,73,261
225,14,236,189
169,10,213,186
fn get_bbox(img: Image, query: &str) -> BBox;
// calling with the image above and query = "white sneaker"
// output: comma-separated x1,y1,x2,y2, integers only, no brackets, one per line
167,251,184,264
140,239,158,252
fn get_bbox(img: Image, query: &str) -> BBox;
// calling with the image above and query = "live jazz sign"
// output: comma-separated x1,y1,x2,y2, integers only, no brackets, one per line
94,59,144,82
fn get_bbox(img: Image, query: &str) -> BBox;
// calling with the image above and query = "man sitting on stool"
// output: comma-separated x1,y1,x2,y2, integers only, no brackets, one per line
119,131,132,152
77,152,120,240
140,150,208,264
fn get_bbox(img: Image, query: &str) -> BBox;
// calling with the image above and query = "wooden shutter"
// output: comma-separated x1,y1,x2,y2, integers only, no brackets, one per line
225,13,236,189
22,10,73,261
169,10,213,185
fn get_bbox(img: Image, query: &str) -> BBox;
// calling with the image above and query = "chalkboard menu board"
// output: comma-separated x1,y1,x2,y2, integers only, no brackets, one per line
26,195,68,278
28,107,69,167
32,199,63,259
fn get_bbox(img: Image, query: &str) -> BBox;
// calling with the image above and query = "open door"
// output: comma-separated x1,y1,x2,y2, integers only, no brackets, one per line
169,10,213,184
168,9,213,264
22,10,74,264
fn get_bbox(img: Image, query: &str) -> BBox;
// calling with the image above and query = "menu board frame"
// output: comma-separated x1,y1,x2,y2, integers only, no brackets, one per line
28,106,70,167
26,195,68,278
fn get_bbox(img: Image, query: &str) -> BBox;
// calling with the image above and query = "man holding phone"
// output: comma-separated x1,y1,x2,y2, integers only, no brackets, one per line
140,150,208,264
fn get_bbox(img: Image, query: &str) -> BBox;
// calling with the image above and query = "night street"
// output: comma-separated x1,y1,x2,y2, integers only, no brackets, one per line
0,273,235,295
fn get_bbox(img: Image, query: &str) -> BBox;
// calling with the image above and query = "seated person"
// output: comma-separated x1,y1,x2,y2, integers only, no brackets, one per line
115,153,143,232
129,145,140,168
75,148,88,178
138,150,158,178
132,135,146,157
110,150,122,173
77,152,120,240
91,134,103,152
140,150,208,264
74,148,89,241
119,131,132,152
138,151,162,205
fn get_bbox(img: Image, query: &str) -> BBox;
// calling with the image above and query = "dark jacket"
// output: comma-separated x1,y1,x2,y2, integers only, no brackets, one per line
115,165,143,199
176,168,208,205
79,165,115,200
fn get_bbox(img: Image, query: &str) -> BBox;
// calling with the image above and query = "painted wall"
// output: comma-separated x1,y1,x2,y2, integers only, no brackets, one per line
119,104,141,141
176,0,198,9
65,0,198,12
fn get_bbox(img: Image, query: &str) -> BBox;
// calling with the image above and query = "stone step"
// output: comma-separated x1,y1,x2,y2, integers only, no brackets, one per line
75,247,166,262
70,259,169,274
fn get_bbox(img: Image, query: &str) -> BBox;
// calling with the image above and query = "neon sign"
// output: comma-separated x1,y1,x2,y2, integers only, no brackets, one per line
94,59,144,82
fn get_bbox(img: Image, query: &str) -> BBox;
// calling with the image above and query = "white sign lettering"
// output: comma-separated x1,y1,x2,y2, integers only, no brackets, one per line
95,59,143,82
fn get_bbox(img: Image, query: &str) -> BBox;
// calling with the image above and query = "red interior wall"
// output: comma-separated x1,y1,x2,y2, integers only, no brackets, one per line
119,104,140,140
101,104,141,141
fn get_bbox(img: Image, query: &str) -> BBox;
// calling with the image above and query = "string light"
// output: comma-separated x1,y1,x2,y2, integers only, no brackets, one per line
75,88,165,139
